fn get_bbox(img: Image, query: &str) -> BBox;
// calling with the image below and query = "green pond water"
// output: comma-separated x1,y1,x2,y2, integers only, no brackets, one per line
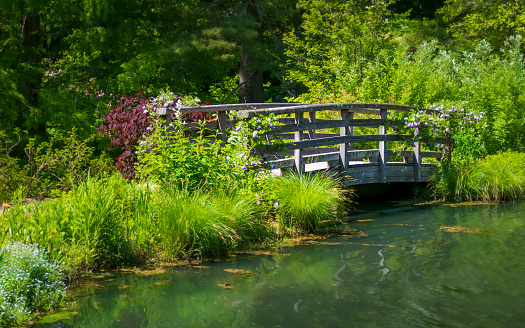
33,202,525,327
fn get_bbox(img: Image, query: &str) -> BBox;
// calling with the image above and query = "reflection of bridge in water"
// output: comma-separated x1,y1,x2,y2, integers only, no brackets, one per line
159,103,453,187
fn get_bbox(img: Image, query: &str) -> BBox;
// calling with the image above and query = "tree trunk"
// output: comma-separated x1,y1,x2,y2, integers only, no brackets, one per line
239,0,264,103
20,10,42,108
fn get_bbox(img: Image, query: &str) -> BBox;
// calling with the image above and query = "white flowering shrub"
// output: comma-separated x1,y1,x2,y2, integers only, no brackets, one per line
0,243,66,326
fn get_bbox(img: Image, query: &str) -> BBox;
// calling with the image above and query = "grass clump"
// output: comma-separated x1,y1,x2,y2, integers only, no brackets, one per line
268,172,346,234
0,243,66,327
153,186,264,259
431,152,525,202
472,152,525,201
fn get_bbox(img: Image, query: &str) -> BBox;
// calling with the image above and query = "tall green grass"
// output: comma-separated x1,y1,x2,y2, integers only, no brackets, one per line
0,175,134,272
152,185,263,259
431,152,525,202
268,172,346,233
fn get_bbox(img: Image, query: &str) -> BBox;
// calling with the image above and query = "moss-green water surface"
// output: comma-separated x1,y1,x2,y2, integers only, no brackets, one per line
32,202,525,327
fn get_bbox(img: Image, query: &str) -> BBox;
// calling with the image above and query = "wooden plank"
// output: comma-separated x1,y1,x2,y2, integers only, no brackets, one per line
164,103,305,115
270,118,383,133
237,103,436,118
256,135,411,152
348,112,354,150
378,109,388,183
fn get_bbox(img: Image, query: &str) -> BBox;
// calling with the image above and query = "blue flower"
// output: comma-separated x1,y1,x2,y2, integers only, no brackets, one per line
270,164,276,169
252,130,258,138
235,126,242,132
274,202,279,209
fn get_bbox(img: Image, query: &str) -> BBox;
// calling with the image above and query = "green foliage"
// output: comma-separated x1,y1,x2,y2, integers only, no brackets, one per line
136,119,240,192
267,172,346,233
438,0,525,51
136,108,279,192
395,104,486,158
293,36,525,156
0,243,66,327
0,129,113,202
284,0,399,102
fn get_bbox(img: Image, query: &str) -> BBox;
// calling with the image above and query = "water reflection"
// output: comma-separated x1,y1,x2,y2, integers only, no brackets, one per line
33,203,525,327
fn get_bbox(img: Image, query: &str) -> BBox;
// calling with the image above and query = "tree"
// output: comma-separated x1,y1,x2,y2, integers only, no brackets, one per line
284,0,397,101
438,0,525,50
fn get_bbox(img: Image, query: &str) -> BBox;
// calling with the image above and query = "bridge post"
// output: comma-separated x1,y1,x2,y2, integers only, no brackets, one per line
217,111,228,142
294,111,304,173
413,127,421,182
340,109,350,184
348,112,354,150
308,111,316,140
379,109,387,183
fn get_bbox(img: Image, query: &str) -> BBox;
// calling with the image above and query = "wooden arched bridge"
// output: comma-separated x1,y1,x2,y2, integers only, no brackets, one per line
158,103,453,187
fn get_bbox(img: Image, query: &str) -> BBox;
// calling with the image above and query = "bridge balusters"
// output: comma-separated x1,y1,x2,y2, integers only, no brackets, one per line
378,109,388,183
413,127,421,182
294,111,304,173
340,109,350,183
308,111,316,140
217,111,228,142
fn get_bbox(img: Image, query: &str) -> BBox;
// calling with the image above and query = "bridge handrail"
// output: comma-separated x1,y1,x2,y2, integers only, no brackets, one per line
157,102,453,185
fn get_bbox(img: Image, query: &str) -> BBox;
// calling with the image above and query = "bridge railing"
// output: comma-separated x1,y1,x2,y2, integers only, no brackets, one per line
158,103,453,185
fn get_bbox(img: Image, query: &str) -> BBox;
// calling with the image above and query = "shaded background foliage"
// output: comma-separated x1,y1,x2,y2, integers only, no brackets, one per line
1,0,525,200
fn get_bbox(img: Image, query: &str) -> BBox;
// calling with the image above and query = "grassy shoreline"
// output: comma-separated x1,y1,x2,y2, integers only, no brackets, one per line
0,172,349,327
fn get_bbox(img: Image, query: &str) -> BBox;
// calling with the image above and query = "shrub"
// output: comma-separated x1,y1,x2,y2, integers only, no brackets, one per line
99,92,214,179
268,172,346,233
98,92,153,179
0,243,66,327
0,129,113,202
136,111,277,192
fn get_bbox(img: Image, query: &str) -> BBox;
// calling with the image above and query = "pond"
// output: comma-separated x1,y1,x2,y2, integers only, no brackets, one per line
33,202,525,327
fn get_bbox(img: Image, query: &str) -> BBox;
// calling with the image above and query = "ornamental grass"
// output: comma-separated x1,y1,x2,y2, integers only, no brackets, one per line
268,172,346,233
